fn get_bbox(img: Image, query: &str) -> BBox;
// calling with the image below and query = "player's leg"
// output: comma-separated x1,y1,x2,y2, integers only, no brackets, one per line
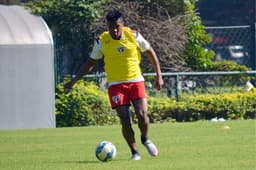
132,98,149,140
132,98,158,156
108,84,140,160
115,105,140,160
130,81,150,143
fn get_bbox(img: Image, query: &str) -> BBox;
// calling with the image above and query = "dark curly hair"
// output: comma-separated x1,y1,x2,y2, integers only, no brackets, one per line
106,10,124,22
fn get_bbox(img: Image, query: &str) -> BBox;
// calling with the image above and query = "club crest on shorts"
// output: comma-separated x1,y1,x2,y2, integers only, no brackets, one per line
112,96,120,104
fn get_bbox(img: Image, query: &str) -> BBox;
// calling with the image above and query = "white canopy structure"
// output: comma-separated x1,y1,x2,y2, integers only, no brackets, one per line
0,5,55,129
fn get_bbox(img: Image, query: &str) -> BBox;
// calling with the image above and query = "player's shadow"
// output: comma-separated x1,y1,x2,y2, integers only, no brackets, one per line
64,158,125,164
64,160,99,164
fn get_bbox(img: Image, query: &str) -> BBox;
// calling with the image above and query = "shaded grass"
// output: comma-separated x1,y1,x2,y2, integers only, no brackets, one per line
0,120,255,170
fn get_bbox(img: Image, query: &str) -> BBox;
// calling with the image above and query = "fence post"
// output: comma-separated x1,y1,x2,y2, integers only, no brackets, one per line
254,23,256,70
175,74,180,101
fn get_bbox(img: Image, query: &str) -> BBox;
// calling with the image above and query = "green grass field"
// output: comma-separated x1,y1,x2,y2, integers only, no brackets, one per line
0,120,255,170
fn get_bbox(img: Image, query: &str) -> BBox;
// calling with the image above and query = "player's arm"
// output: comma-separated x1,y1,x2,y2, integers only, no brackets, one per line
144,48,163,90
135,32,163,90
64,58,97,90
64,38,103,90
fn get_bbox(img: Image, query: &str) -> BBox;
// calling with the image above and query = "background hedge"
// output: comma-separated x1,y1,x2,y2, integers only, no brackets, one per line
55,81,255,127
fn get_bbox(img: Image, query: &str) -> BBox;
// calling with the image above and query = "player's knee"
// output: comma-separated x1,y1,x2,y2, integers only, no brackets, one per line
119,117,132,127
137,110,149,124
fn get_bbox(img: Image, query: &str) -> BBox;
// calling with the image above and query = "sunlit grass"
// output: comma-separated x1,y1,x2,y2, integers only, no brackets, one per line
0,120,255,170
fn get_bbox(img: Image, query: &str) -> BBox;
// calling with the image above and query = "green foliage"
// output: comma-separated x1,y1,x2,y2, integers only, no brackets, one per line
56,80,255,126
182,0,215,70
25,0,106,38
210,60,250,71
55,81,118,127
163,89,256,121
147,96,177,123
24,0,109,74
207,60,251,84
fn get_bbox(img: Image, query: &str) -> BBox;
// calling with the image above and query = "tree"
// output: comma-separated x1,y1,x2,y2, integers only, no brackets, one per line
91,0,192,72
25,0,109,76
182,0,215,70
24,0,215,79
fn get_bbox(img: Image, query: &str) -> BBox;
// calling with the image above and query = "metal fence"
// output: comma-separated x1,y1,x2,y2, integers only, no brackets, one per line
145,71,256,100
54,24,256,86
81,71,256,101
205,24,256,69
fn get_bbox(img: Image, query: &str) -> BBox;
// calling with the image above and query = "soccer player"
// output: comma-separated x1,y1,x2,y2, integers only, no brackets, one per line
64,10,163,160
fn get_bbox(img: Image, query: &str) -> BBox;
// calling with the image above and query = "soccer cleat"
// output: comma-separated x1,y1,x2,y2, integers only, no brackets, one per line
143,140,158,156
130,153,141,161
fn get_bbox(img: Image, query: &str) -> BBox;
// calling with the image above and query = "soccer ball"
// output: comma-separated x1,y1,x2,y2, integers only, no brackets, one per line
95,141,116,162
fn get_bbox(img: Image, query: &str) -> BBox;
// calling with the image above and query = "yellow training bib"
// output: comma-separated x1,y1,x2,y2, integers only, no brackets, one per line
100,27,142,82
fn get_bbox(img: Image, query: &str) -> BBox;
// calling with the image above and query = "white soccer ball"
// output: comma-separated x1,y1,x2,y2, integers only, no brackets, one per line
95,141,116,162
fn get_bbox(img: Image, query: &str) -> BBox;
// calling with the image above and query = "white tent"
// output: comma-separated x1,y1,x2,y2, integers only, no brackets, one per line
0,5,55,129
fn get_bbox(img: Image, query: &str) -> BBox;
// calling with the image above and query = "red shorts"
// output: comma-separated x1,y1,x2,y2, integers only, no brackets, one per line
108,81,146,109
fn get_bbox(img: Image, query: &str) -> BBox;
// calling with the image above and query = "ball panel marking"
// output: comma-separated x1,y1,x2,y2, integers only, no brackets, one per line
95,141,116,162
